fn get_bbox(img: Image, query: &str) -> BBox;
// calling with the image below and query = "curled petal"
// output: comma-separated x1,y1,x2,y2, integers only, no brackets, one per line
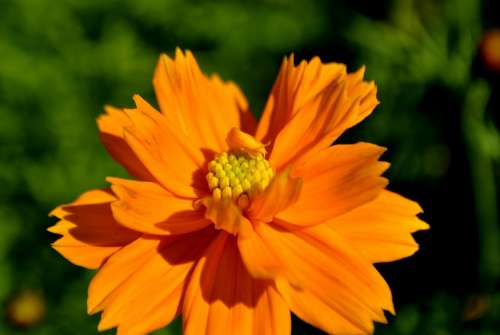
201,196,253,238
226,127,267,156
247,168,303,224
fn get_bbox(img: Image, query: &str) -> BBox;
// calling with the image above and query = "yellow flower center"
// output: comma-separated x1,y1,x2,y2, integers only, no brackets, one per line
206,151,274,205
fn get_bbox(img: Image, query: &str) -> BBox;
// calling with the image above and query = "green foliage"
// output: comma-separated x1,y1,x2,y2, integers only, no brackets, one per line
376,293,500,335
345,0,483,182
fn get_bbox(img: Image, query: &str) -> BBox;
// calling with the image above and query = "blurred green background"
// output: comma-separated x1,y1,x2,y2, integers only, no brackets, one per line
1,0,499,334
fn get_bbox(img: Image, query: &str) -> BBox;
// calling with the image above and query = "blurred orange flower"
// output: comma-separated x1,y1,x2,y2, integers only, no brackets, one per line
481,29,500,73
49,49,428,335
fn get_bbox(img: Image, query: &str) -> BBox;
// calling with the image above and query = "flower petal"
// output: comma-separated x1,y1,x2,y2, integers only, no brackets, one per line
97,106,155,181
153,49,256,152
48,189,139,269
257,55,378,170
276,279,376,334
255,55,346,146
88,227,217,334
108,177,211,236
329,190,429,263
226,127,267,156
201,196,253,237
276,142,389,226
123,95,206,198
247,168,303,224
238,222,393,334
183,232,290,335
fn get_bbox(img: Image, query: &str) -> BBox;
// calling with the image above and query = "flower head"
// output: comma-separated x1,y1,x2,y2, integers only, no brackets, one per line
49,49,429,335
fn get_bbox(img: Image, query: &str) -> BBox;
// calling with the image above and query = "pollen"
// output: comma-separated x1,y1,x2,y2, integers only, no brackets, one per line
206,151,274,204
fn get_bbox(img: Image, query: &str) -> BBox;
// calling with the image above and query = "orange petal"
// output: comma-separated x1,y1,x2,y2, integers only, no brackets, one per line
48,189,139,269
108,178,211,235
238,221,393,334
256,56,378,170
201,196,253,237
247,168,303,224
182,232,290,335
226,127,267,156
276,143,389,226
153,49,256,152
97,106,156,181
276,279,376,334
122,95,207,198
88,227,217,334
329,190,429,263
255,55,347,146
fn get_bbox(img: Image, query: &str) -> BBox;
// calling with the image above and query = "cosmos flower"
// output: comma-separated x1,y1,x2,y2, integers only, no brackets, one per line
49,49,429,335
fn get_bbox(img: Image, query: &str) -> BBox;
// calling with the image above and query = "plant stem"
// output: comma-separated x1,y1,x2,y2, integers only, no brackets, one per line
462,80,500,290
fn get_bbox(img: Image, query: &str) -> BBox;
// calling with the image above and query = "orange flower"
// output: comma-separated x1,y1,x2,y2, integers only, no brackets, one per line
480,29,500,73
49,49,429,335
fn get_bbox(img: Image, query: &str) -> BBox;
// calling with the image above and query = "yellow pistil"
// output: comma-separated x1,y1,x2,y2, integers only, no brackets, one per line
206,151,274,207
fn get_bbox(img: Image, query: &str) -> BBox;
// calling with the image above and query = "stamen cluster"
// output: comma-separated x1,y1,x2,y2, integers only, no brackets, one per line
206,151,274,201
